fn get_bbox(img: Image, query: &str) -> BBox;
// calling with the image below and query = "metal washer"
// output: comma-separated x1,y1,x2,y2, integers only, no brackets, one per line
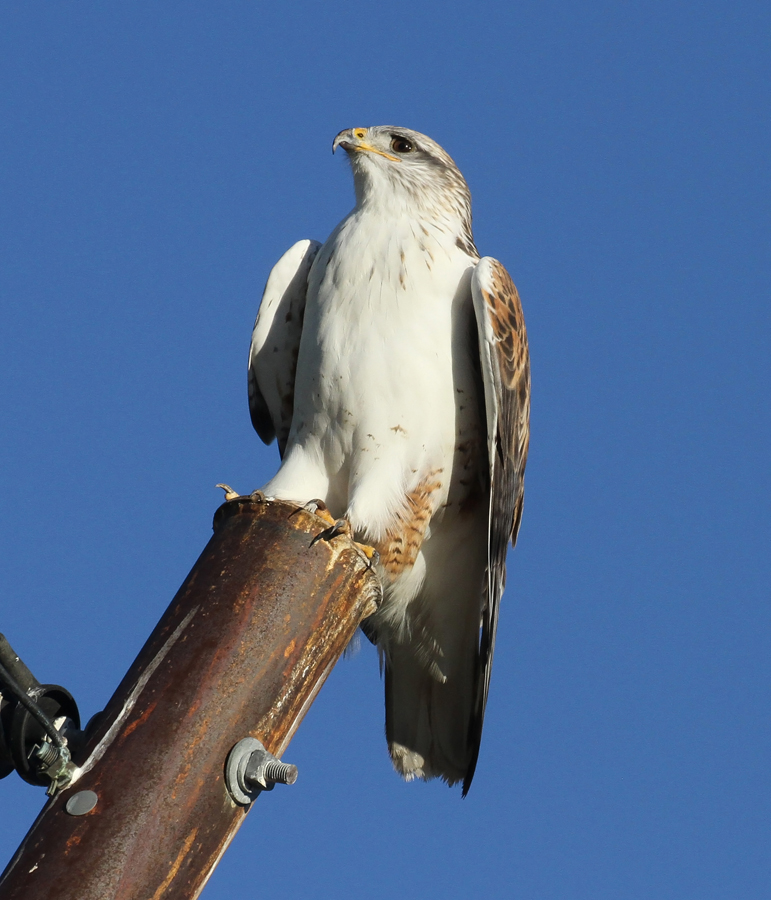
65,790,98,816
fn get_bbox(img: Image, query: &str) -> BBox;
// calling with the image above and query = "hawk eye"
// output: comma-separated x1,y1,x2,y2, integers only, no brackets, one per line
390,136,414,154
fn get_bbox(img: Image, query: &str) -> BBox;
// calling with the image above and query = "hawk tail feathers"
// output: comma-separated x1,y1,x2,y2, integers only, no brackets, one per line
384,634,478,790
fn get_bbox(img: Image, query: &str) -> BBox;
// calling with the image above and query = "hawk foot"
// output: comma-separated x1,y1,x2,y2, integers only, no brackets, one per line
216,484,240,501
309,517,351,546
357,543,379,567
308,515,379,569
288,498,337,527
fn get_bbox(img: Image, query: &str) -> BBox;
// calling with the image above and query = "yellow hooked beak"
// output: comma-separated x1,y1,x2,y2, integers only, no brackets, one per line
332,127,401,162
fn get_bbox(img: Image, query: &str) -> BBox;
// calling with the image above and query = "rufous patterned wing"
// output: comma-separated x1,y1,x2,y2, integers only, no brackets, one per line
467,256,531,793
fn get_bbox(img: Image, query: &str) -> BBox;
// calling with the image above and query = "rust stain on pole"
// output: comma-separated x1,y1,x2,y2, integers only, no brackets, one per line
0,497,380,900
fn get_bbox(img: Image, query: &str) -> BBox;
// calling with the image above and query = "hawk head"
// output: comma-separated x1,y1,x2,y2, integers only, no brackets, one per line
332,126,475,247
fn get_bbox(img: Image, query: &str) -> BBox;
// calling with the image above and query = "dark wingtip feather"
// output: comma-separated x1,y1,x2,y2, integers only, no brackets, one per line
247,368,276,445
462,754,478,796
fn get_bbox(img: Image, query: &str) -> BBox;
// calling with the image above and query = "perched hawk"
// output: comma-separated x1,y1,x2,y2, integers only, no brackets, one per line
248,126,530,793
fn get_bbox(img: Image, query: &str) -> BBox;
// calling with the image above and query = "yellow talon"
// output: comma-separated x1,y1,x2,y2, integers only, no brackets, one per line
299,499,337,527
315,507,337,527
216,483,240,501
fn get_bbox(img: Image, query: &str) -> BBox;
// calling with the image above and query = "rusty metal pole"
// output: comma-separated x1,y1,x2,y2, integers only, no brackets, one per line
0,496,380,900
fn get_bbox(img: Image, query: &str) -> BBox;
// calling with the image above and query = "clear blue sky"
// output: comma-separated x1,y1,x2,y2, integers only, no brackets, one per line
0,2,768,898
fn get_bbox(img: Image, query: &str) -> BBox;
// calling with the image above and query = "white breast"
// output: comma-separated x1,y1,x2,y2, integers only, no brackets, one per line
265,204,481,537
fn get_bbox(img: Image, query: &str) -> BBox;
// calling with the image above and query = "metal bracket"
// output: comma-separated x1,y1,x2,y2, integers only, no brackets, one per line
30,739,76,796
225,737,297,805
0,634,82,794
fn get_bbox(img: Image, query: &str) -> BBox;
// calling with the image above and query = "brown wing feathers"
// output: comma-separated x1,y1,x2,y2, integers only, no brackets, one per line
465,259,530,794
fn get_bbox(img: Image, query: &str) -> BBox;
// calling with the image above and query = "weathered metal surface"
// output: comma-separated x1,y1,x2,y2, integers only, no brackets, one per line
0,496,379,900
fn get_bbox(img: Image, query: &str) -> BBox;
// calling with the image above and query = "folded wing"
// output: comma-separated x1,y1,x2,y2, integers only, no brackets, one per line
248,239,321,456
467,257,530,793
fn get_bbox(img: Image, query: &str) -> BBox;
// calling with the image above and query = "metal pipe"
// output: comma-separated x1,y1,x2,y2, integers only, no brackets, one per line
0,496,379,900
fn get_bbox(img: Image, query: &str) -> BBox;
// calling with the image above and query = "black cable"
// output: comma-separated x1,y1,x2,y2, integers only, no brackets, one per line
0,660,67,751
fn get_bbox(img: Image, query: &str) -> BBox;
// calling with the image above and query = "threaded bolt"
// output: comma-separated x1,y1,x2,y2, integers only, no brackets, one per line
226,737,299,803
263,760,298,785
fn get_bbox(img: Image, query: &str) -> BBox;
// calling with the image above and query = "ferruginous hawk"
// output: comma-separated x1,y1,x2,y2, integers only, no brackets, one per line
248,126,530,793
